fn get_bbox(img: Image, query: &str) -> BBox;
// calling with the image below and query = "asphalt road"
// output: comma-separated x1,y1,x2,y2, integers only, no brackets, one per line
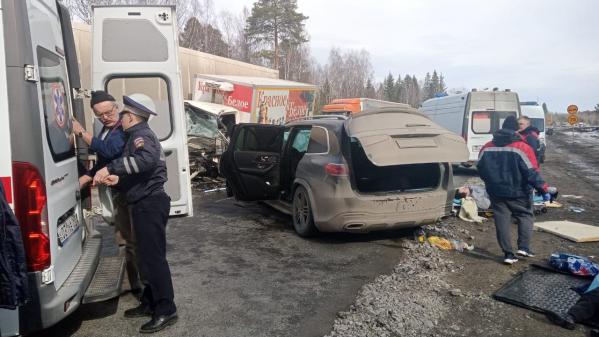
36,192,418,337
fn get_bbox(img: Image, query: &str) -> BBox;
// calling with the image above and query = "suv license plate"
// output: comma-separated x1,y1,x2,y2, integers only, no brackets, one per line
58,214,79,246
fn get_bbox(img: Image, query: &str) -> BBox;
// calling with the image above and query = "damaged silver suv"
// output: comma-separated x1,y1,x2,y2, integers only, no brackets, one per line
220,107,469,237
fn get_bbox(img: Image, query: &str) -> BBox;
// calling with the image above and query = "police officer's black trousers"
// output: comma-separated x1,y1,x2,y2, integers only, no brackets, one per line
131,192,176,316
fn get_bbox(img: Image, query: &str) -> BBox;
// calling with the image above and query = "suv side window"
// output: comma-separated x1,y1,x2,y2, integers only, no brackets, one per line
291,128,311,153
234,126,282,152
307,127,328,153
38,46,75,162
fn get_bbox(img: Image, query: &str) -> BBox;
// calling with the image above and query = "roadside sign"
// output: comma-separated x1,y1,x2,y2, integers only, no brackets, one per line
567,104,578,114
568,114,578,125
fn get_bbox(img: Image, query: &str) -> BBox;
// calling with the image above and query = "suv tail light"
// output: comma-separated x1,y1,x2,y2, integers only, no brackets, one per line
325,163,348,177
12,162,51,272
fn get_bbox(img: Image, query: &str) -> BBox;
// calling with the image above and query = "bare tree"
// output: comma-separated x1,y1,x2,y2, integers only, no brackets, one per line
218,10,237,59
319,48,373,99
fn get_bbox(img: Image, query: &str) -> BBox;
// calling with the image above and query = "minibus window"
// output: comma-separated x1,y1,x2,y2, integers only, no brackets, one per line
530,118,545,132
38,47,75,162
472,111,517,134
472,112,491,133
106,77,173,141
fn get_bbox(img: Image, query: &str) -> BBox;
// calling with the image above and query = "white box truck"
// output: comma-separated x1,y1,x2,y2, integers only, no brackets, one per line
192,74,317,125
420,89,521,164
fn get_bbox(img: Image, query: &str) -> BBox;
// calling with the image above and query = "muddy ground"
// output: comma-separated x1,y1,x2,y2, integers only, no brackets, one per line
424,129,599,337
34,129,599,337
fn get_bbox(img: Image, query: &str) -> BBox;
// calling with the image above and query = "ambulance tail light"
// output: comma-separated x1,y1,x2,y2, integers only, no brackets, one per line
12,162,51,272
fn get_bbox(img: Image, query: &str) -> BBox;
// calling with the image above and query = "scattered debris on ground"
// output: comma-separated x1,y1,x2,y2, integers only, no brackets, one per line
325,238,454,337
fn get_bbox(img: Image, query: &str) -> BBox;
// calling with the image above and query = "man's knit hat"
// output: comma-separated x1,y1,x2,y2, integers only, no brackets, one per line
90,90,116,108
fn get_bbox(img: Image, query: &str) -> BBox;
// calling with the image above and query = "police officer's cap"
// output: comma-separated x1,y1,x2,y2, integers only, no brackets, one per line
90,90,115,108
122,94,157,119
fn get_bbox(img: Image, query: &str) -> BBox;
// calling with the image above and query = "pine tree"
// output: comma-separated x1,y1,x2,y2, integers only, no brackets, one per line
179,17,229,57
365,79,376,99
383,73,395,101
431,70,440,96
423,72,432,100
439,73,447,93
245,0,309,70
393,75,402,102
411,76,421,107
403,74,412,105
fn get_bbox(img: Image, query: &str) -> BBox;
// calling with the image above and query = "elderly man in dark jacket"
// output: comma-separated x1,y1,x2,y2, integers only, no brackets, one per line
72,91,142,295
477,115,549,265
518,116,542,162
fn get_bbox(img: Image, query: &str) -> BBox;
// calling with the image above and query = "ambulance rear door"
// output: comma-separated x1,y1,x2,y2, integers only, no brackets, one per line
91,5,193,216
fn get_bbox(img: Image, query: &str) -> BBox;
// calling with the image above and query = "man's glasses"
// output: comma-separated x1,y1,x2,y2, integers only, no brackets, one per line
94,107,116,119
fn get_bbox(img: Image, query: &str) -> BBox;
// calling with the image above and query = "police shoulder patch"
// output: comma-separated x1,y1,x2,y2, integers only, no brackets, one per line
134,137,145,149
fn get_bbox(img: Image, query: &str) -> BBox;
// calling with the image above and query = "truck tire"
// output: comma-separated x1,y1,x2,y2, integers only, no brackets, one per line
292,186,318,237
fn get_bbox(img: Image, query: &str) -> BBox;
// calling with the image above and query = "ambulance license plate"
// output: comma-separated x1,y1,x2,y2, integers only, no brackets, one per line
58,214,79,246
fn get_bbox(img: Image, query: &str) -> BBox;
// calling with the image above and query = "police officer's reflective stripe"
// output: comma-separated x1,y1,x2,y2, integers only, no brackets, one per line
123,157,132,174
129,157,140,173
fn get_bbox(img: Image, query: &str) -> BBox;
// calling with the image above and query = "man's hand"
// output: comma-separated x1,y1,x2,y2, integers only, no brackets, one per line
93,167,110,186
102,175,120,186
72,118,84,135
79,175,93,189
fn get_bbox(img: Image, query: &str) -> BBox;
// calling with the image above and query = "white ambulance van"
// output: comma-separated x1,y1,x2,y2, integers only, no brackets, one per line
420,89,521,165
0,3,191,335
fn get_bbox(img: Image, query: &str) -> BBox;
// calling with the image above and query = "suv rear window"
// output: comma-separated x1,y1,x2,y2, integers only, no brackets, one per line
307,127,328,153
38,47,74,162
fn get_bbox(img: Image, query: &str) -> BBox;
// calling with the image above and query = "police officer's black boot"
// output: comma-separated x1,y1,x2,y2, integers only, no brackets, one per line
139,312,178,333
124,303,153,318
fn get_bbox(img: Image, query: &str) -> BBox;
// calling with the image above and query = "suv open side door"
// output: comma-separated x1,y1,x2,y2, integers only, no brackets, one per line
92,5,193,216
221,124,284,201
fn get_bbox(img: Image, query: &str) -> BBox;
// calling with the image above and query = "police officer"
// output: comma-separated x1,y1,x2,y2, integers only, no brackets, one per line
94,94,177,333
72,91,142,296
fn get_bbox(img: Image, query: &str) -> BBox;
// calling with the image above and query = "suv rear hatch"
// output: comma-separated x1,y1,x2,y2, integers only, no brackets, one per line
346,107,468,194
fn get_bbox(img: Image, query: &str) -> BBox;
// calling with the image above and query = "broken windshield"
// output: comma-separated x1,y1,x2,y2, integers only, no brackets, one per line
186,105,219,138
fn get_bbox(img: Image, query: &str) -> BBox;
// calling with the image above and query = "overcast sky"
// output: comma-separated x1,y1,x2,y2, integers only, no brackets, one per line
216,0,598,112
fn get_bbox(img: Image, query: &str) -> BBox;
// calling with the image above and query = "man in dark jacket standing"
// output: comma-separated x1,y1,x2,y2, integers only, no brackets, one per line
478,115,550,265
518,116,542,162
94,94,177,333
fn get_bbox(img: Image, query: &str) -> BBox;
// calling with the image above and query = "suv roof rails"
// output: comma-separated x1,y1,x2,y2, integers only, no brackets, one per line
288,115,348,123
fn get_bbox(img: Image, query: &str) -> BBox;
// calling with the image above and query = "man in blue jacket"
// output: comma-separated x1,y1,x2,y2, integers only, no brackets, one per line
477,116,549,265
72,91,142,295
95,94,177,333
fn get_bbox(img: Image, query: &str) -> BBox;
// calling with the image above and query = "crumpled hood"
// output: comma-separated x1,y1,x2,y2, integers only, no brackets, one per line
492,129,522,147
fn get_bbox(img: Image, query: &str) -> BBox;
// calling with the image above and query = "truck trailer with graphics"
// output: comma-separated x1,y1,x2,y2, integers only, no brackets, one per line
192,74,317,125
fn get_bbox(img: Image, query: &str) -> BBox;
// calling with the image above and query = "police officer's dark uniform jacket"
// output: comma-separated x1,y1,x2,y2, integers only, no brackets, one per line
106,121,167,204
